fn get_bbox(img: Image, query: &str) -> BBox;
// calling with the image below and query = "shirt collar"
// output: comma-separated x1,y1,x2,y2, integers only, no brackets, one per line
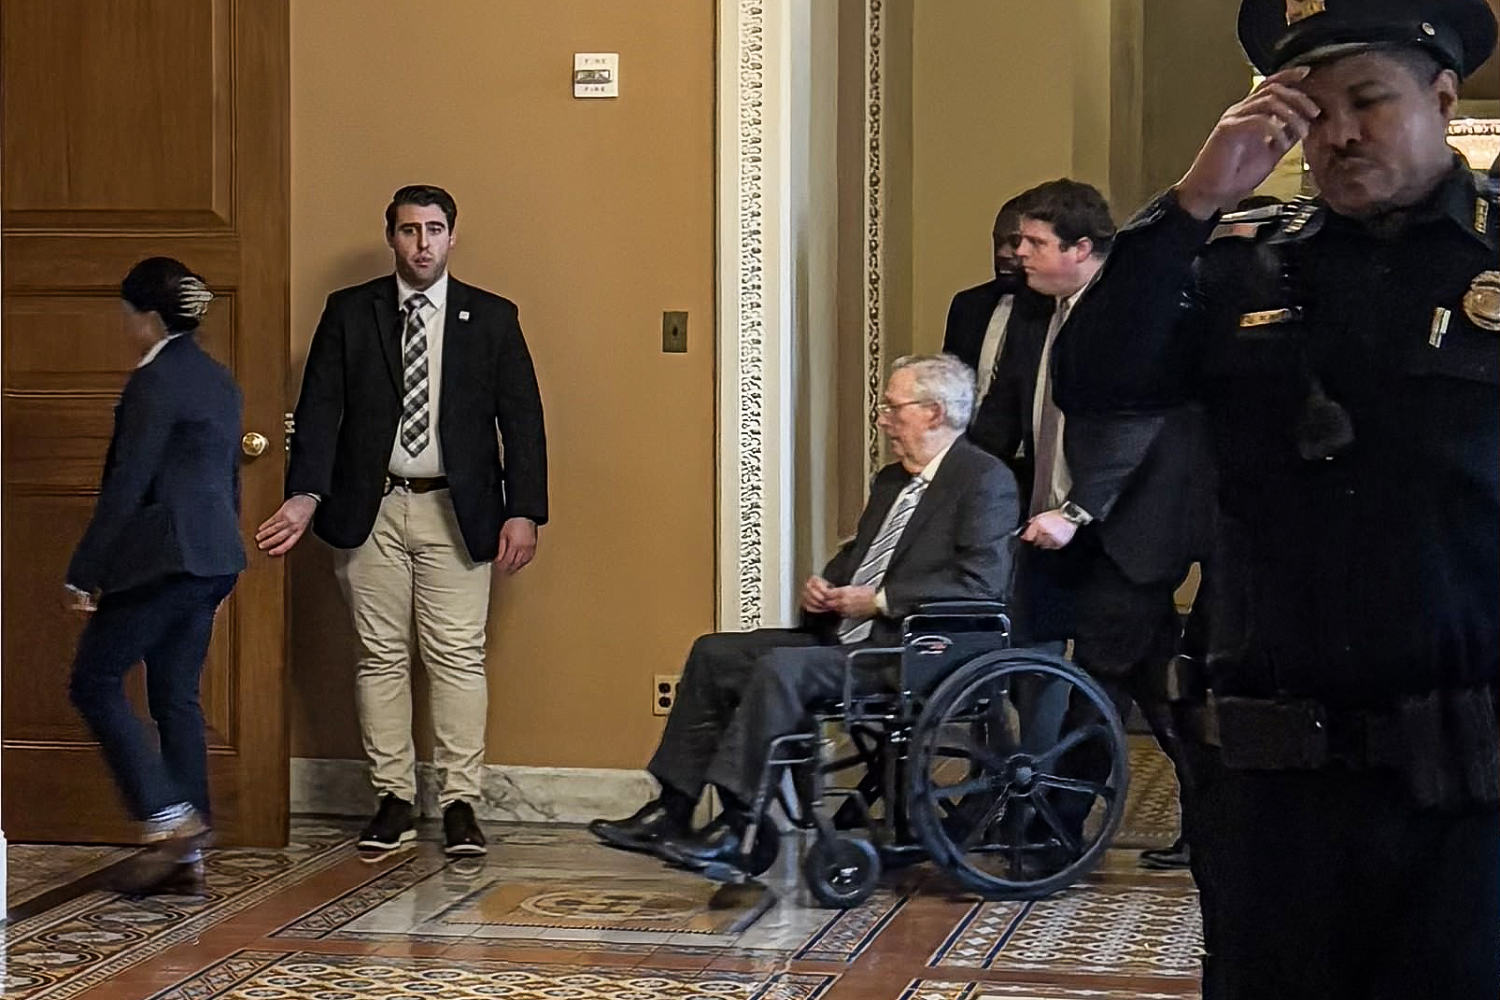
1057,278,1094,316
395,270,449,312
916,437,957,484
1428,159,1497,249
1326,159,1494,249
137,332,186,369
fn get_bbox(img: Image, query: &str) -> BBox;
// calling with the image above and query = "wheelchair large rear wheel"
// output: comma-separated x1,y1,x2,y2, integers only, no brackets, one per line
906,649,1129,898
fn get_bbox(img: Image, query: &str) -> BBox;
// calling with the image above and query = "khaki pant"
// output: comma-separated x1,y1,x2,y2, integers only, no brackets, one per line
334,488,491,807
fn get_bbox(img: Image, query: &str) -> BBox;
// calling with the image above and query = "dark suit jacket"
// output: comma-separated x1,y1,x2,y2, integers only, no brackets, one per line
68,336,247,595
803,437,1020,645
1064,406,1213,586
943,279,1053,375
966,292,1055,499
287,274,548,562
942,279,1008,370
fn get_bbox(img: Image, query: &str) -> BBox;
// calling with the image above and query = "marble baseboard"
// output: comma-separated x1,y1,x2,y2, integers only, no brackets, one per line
290,758,663,824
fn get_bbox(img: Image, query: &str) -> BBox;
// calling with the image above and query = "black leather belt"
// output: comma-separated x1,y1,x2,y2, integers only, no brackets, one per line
384,475,449,495
1183,693,1406,771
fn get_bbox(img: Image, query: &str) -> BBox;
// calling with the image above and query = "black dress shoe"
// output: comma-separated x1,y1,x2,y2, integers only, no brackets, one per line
358,793,416,852
443,801,488,857
657,815,746,873
588,799,690,853
1139,836,1191,870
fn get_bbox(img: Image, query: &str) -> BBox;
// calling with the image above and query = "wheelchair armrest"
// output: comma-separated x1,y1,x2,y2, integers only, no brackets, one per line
913,600,1006,616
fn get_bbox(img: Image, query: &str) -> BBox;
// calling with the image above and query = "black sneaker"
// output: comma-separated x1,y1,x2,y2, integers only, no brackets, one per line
357,794,416,851
443,801,487,857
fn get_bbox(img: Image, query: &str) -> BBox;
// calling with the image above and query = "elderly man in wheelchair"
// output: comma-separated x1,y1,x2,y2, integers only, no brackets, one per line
590,353,1130,905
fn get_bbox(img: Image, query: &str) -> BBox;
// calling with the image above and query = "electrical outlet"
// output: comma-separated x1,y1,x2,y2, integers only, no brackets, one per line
662,311,688,353
652,674,681,716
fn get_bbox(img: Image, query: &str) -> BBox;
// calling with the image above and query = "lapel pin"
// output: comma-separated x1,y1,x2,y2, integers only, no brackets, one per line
459,310,470,322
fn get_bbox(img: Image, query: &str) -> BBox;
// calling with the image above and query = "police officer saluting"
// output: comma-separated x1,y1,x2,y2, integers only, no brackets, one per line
1054,1,1499,997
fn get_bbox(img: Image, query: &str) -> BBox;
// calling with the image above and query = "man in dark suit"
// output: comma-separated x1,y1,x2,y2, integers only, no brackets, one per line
68,256,244,895
256,185,547,858
942,194,1054,410
589,354,1019,876
971,180,1208,867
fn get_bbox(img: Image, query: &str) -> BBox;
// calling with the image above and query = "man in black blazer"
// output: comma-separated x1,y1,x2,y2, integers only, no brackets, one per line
589,354,1019,876
942,193,1055,410
256,185,547,858
981,179,1207,867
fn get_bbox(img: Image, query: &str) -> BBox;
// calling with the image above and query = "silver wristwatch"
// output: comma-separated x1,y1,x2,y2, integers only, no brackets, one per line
1058,500,1093,526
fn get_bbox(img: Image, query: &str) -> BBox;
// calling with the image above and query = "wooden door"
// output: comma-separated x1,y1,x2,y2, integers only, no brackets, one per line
1,0,290,846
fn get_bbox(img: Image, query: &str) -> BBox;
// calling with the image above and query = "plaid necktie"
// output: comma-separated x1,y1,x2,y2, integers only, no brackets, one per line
398,292,431,457
838,475,929,644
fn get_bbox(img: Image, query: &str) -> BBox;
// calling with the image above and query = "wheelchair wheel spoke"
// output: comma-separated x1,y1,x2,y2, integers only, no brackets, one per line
946,732,1010,773
1007,829,1025,879
1036,773,1112,801
958,786,1013,850
1035,722,1109,767
1030,789,1081,857
935,774,1001,802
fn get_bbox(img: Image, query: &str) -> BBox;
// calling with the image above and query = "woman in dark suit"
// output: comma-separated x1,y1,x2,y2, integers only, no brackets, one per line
66,257,246,894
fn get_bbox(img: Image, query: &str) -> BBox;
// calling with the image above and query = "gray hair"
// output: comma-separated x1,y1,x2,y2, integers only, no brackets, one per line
891,353,976,429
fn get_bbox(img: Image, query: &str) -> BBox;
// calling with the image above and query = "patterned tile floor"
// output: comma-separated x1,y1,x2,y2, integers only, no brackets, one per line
6,845,136,913
2,739,1199,1000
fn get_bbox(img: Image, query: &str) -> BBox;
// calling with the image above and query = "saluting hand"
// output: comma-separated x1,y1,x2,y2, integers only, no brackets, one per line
495,517,538,575
255,494,317,556
1176,66,1322,219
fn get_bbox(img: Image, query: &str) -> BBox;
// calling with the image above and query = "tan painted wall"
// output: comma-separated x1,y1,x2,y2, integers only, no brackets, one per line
287,1,717,769
894,0,1260,355
906,1,1115,356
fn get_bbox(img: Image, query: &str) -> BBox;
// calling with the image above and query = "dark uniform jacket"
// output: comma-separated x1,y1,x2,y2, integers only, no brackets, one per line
1055,163,1498,722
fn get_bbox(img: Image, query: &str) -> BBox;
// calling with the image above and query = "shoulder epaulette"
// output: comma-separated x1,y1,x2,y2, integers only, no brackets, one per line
1220,203,1285,224
1209,202,1286,243
1264,196,1325,243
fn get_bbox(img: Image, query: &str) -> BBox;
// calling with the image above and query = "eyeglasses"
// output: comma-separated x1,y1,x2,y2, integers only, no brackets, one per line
876,399,933,416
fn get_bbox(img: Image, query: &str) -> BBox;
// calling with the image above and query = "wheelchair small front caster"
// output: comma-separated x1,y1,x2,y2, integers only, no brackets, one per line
803,836,881,908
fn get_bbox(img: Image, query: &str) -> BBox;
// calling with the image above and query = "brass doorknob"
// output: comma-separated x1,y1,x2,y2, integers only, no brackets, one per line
241,431,269,457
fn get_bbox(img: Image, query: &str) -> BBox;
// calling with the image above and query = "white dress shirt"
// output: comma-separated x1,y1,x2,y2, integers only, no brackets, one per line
388,271,449,478
974,294,1015,401
1030,286,1088,512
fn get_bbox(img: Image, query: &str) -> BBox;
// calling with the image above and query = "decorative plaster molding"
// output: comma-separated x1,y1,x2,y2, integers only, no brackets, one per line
863,0,886,480
731,0,768,628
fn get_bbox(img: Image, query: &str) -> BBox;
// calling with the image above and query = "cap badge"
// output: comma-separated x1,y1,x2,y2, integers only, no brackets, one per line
1285,0,1327,25
1462,271,1500,332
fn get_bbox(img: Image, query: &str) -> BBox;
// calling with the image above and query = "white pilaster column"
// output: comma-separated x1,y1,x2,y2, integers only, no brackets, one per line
716,0,804,631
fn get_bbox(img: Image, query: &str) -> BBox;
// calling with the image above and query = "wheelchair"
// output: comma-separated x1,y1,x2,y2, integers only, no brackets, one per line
731,602,1130,908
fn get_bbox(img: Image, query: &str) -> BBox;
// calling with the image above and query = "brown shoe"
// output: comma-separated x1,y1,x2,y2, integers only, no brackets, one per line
112,855,207,897
142,805,210,857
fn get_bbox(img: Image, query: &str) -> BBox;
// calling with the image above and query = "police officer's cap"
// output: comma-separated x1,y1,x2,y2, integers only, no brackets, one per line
1238,0,1497,78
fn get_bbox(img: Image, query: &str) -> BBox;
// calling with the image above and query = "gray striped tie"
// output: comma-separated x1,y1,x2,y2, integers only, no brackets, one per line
838,476,929,643
399,293,431,457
